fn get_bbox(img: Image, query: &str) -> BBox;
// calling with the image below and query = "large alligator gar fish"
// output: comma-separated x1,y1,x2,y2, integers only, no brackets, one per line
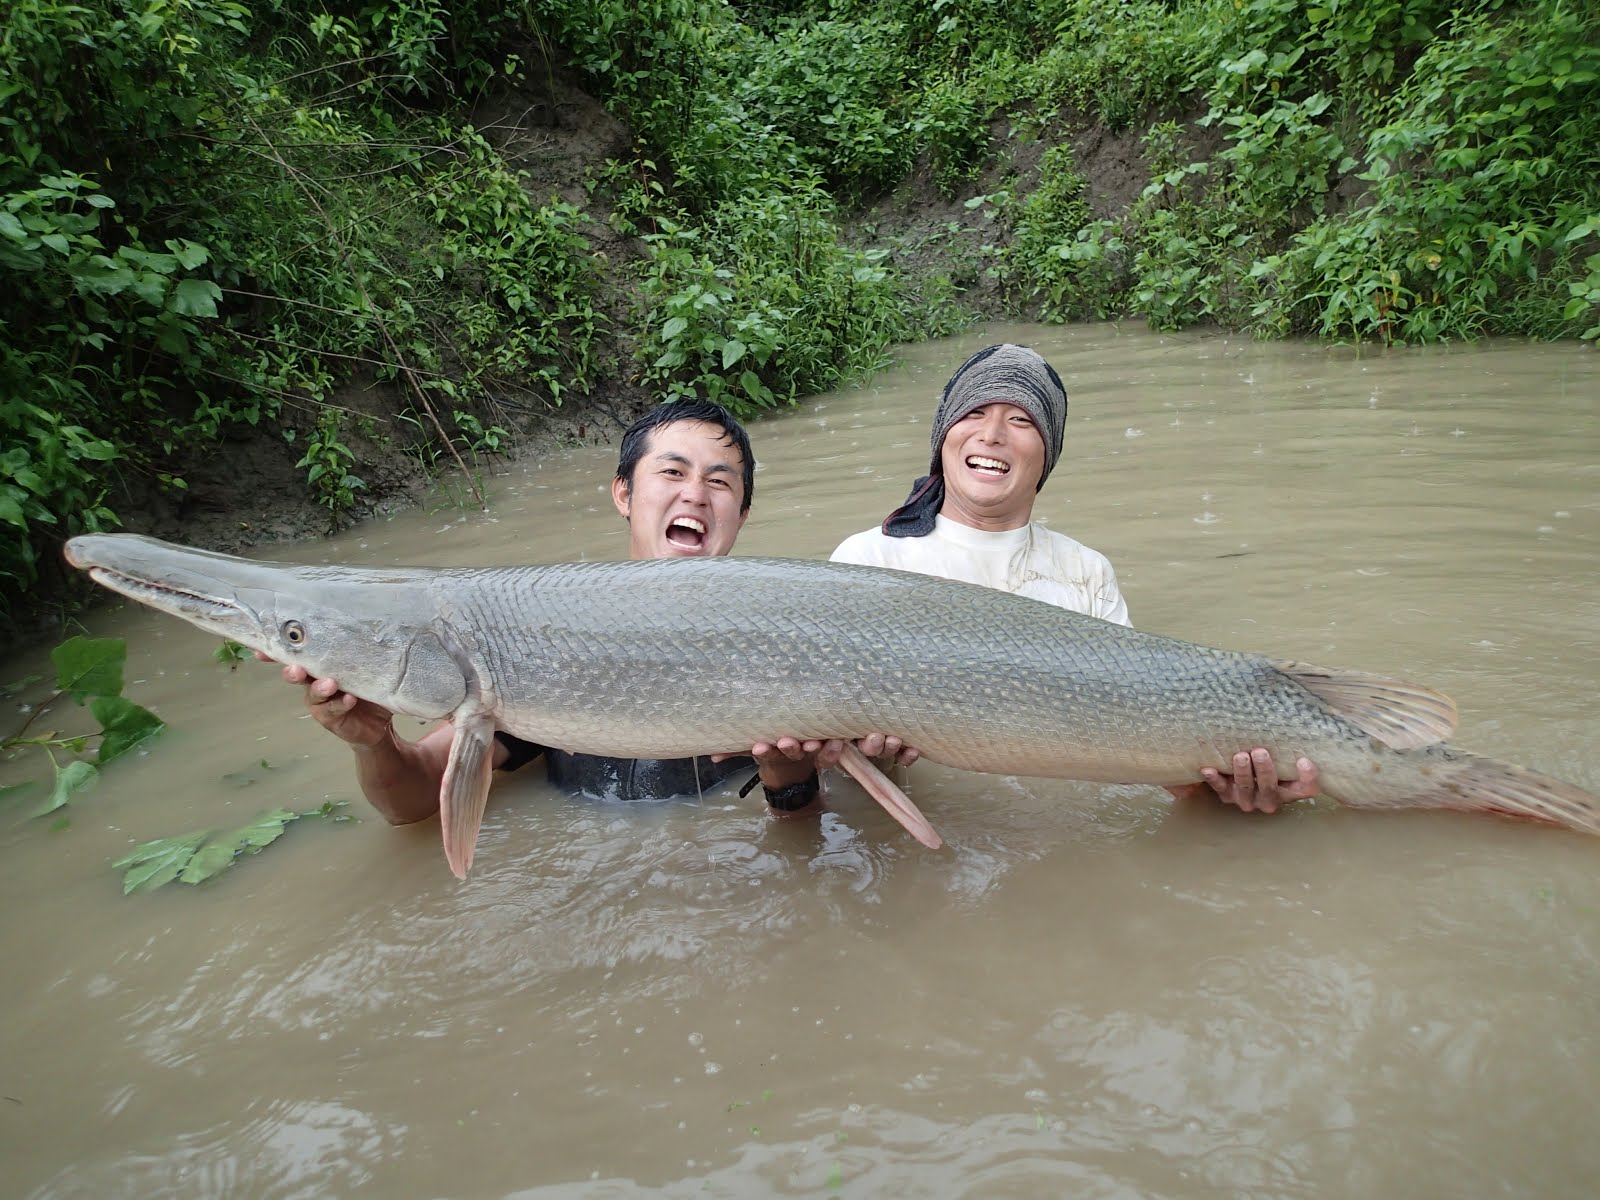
65,533,1599,877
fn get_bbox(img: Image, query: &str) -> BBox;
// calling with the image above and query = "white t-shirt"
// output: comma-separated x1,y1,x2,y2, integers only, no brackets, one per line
830,514,1132,627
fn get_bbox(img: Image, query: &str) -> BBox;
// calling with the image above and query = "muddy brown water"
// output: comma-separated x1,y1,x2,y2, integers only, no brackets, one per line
3,325,1597,1199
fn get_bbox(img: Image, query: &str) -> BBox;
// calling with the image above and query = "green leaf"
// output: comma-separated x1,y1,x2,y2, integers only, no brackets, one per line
35,759,97,816
115,804,346,894
114,832,208,894
73,439,118,462
0,211,25,240
179,811,298,883
69,257,138,296
661,315,688,339
90,696,166,764
740,370,771,405
152,309,194,352
52,636,125,701
212,639,249,665
171,278,221,317
119,247,179,274
129,272,169,306
721,338,746,370
165,239,210,269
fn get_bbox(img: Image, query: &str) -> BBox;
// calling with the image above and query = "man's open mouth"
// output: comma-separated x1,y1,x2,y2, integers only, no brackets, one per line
666,515,707,548
966,455,1010,477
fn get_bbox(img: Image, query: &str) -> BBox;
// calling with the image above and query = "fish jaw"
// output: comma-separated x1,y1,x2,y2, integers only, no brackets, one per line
66,533,471,722
66,533,280,653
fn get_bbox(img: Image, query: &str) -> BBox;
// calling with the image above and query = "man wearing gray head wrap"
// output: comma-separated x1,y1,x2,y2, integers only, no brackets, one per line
829,342,1321,813
832,342,1130,621
883,343,1070,537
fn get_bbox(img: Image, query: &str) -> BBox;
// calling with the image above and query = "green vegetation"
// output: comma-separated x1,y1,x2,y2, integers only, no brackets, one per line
1007,0,1600,341
2,637,351,892
2,0,603,611
637,181,963,410
114,800,351,894
6,0,1595,624
0,637,164,819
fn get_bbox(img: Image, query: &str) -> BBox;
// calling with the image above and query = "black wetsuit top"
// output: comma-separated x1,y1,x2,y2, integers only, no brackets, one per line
494,732,752,803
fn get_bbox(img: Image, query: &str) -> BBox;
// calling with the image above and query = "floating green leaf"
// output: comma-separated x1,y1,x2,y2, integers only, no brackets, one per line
51,636,125,702
114,832,208,894
212,639,249,665
180,807,299,883
36,759,97,816
114,803,349,894
90,696,166,764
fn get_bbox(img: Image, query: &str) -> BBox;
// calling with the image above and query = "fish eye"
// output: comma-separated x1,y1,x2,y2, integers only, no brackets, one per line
282,620,306,646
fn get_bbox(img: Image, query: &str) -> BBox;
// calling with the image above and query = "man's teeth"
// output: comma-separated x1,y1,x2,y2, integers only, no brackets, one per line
967,456,1009,473
670,517,707,533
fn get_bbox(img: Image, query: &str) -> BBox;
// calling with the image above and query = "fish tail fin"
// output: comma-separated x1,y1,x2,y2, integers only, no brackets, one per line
1334,747,1600,836
440,715,497,879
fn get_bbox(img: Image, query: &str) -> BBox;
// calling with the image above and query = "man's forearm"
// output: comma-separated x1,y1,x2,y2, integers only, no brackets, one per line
351,727,447,825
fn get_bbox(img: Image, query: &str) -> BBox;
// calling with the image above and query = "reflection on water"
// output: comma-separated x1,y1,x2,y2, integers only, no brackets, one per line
3,325,1597,1198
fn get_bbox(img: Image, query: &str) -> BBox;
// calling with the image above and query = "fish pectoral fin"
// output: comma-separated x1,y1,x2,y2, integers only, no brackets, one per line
439,713,496,880
1273,660,1458,749
835,743,943,850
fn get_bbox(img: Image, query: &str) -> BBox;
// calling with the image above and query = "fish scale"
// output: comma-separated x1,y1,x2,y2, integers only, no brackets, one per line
417,556,1546,800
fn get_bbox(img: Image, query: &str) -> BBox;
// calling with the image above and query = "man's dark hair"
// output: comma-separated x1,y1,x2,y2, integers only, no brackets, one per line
614,400,756,513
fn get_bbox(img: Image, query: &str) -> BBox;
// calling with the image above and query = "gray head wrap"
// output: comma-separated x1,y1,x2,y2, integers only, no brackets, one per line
882,344,1068,537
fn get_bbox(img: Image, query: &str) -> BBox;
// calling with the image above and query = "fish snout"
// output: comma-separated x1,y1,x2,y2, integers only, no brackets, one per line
62,535,94,569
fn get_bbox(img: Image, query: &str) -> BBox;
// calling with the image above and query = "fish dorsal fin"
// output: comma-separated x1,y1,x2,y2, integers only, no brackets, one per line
1272,660,1459,749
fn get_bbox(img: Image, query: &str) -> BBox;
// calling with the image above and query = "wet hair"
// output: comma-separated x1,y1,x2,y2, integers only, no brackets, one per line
614,400,756,513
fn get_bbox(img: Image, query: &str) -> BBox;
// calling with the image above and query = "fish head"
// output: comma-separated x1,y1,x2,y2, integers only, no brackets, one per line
65,534,468,720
